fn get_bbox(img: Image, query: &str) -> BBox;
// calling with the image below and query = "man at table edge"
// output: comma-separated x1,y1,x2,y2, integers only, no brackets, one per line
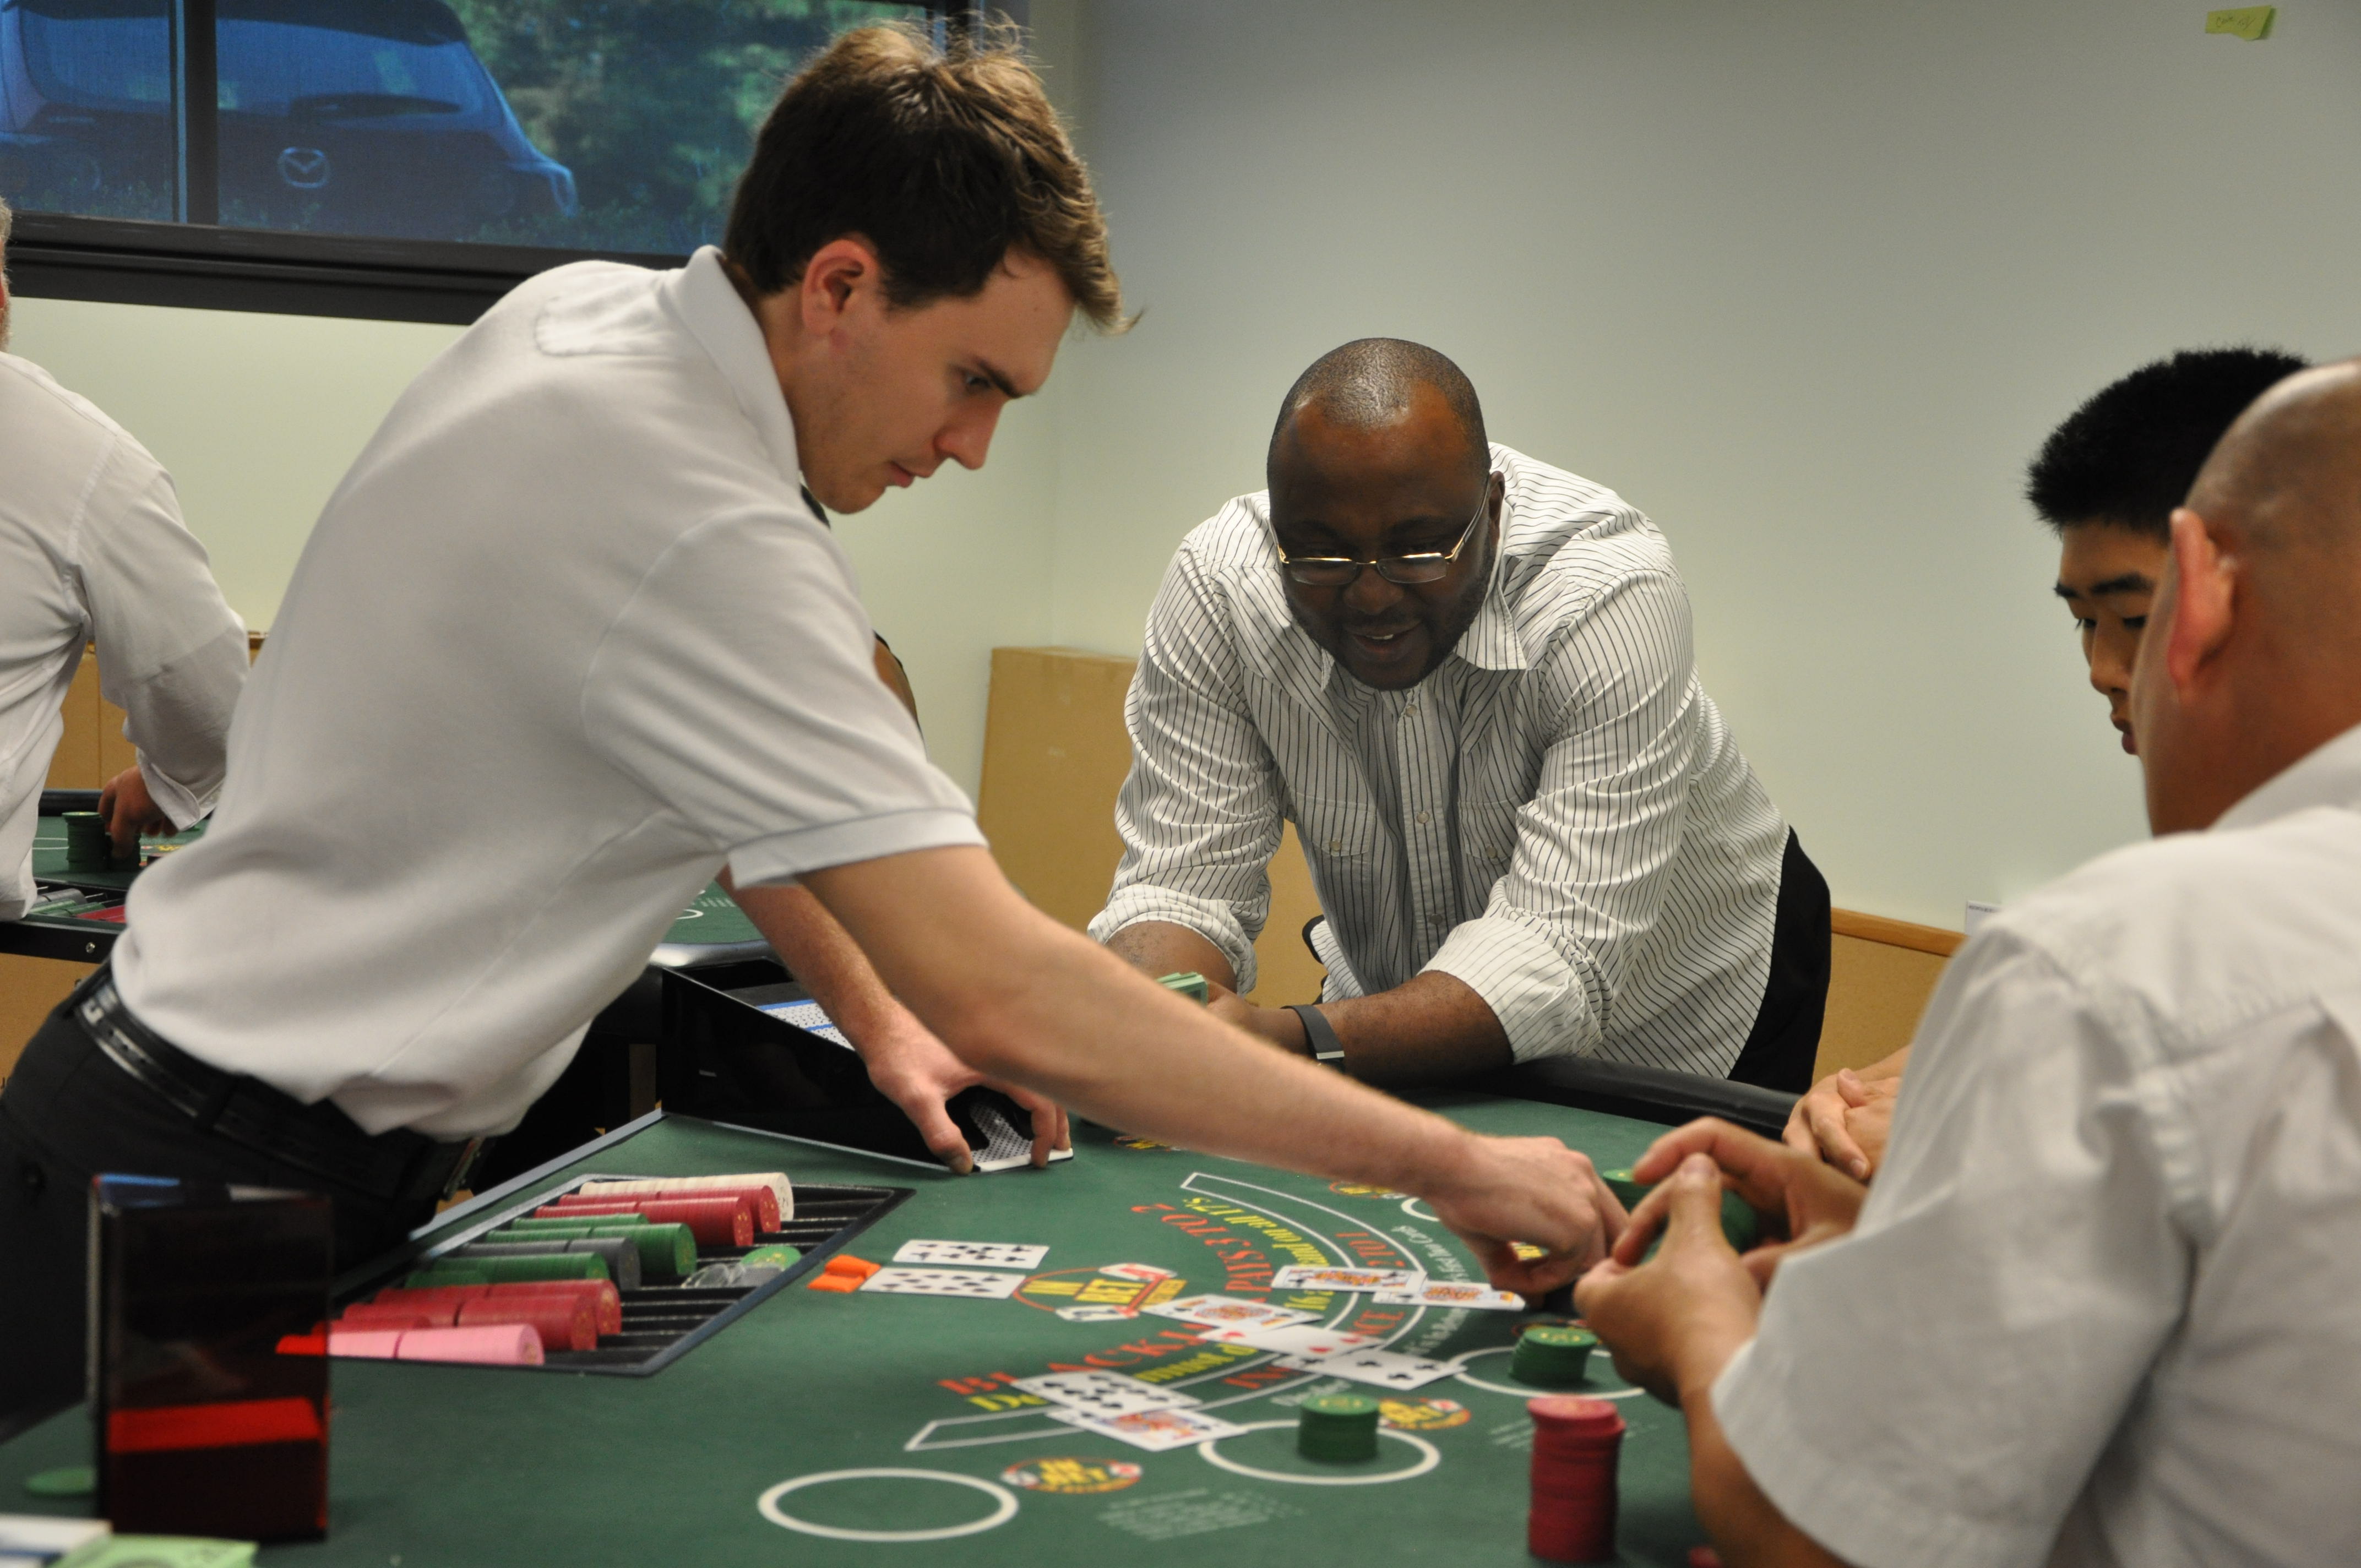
1582,356,2361,1566
1783,345,2308,1177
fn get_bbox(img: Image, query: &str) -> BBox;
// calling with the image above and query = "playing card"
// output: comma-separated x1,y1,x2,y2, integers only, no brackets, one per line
1142,1294,1318,1330
1055,1304,1139,1323
1269,1265,1425,1293
1373,1281,1527,1311
1045,1405,1249,1452
893,1239,1049,1270
1097,1262,1176,1284
1011,1371,1201,1414
1196,1322,1385,1358
857,1267,1025,1299
1301,1348,1455,1390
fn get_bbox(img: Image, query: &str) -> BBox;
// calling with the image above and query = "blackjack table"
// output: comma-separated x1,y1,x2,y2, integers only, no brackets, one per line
0,1093,1743,1566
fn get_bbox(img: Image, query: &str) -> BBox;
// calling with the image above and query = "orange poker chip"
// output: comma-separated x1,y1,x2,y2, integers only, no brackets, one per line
806,1273,861,1293
823,1254,882,1280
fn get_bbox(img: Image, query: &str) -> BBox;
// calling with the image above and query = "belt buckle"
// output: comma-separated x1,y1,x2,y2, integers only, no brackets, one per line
440,1136,487,1202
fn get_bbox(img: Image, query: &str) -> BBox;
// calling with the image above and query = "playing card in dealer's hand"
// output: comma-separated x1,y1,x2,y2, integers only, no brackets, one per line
1045,1405,1250,1452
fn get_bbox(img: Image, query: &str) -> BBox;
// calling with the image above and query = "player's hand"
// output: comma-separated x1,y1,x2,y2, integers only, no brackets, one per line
1203,982,1310,1057
97,765,172,857
1426,1134,1626,1297
1576,1153,1762,1405
1781,1068,1897,1180
1629,1118,1867,1289
853,1006,1072,1174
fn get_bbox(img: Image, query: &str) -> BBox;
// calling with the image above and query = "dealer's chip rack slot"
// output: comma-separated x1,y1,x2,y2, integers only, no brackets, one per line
342,1176,911,1376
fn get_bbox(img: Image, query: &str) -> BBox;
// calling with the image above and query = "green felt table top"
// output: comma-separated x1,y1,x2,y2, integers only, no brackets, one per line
24,816,758,949
2,1097,1700,1566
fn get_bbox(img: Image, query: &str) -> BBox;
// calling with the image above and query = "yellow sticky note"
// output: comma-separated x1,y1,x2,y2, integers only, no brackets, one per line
2205,6,2275,40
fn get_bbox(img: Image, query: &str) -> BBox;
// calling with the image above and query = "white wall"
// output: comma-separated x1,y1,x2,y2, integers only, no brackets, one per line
1045,0,2361,928
3,293,1058,796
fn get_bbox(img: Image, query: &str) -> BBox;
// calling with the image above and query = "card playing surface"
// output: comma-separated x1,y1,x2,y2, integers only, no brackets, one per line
857,1267,1025,1299
1011,1371,1201,1415
1373,1281,1527,1311
1141,1294,1318,1330
892,1239,1049,1270
1046,1405,1250,1452
1294,1347,1456,1389
1196,1322,1386,1358
1269,1265,1426,1292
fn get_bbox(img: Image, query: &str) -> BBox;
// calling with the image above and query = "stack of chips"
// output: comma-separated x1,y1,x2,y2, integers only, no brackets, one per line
1527,1396,1624,1562
1511,1324,1598,1387
1296,1392,1381,1462
62,811,108,870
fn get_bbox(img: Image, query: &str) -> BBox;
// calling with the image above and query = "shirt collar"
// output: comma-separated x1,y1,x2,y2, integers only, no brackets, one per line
1451,507,1528,673
663,246,806,492
2213,720,2361,832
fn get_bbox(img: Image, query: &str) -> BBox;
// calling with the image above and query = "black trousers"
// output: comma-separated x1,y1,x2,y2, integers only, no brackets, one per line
1726,830,1834,1094
0,989,437,1430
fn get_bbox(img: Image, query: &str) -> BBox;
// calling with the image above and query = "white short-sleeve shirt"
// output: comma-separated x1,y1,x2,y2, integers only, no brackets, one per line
0,353,247,919
112,248,983,1139
1712,722,2361,1568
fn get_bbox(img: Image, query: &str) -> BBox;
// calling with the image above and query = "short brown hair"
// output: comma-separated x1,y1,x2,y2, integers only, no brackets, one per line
726,22,1124,331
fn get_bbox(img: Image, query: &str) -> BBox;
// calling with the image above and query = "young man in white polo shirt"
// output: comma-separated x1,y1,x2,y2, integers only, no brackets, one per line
0,25,1623,1422
1579,358,2361,1566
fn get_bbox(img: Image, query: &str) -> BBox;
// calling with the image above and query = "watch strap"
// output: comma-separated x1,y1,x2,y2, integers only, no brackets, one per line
1287,1004,1347,1065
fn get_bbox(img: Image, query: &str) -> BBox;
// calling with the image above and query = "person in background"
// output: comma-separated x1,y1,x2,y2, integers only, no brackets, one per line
0,193,247,925
1784,345,2307,1178
1094,339,1829,1093
1584,354,2361,1568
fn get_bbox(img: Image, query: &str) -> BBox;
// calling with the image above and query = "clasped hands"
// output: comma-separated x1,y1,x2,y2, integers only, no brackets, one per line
1576,1119,1868,1404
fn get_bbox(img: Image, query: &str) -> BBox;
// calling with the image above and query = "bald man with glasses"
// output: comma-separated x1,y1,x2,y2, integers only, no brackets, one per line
1091,338,1830,1090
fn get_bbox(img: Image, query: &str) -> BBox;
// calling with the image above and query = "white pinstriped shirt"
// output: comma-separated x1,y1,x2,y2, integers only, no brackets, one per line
1087,445,1787,1074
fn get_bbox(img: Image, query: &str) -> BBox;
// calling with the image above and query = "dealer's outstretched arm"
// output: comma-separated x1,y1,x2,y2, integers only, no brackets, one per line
803,845,1626,1290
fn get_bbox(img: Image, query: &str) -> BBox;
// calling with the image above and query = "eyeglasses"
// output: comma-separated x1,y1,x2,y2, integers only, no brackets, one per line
1272,486,1491,587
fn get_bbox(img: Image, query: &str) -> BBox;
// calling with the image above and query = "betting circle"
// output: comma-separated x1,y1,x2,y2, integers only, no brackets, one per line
757,1468,1019,1540
1195,1420,1441,1485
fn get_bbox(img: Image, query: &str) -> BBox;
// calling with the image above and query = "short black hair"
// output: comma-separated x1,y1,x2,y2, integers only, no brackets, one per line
2026,347,2308,538
725,23,1123,329
1269,339,1488,480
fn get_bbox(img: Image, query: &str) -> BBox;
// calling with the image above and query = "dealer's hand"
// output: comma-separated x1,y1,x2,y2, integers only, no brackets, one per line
1575,1153,1764,1404
1426,1133,1627,1297
98,765,173,858
1781,1068,1899,1180
855,1005,1071,1174
1631,1118,1868,1289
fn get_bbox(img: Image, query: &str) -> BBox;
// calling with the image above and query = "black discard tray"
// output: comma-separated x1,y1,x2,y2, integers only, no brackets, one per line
336,1164,909,1377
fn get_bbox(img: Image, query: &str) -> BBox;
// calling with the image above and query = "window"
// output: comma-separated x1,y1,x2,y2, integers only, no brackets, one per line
1,1,960,322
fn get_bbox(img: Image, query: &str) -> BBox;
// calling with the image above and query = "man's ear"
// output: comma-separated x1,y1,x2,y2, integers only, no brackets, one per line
2163,507,2236,697
797,236,881,339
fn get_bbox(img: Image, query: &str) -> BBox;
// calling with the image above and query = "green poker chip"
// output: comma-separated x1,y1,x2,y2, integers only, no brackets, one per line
1297,1392,1380,1462
1511,1323,1598,1387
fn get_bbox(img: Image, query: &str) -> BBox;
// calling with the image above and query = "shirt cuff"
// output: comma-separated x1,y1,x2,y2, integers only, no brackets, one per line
1422,914,1599,1061
728,807,985,888
1088,889,1259,994
134,752,217,831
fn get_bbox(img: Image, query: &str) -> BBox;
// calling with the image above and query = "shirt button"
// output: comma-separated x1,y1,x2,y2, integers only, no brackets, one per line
1415,810,1432,826
1403,701,1419,716
1326,838,1343,852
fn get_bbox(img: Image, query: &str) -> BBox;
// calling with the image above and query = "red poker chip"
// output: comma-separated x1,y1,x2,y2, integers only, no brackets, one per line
1528,1396,1625,1434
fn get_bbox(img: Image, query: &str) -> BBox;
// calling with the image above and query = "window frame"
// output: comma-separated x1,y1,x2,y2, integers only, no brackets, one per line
4,0,972,325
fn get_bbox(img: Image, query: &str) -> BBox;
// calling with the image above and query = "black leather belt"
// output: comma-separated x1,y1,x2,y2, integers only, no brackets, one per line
75,971,489,1205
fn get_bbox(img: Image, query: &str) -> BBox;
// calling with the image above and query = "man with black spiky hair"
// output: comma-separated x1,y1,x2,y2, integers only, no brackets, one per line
1785,346,2308,1179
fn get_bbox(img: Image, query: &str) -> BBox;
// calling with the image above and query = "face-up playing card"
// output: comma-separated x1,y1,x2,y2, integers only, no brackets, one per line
1011,1371,1201,1415
1269,1265,1425,1293
1373,1281,1527,1311
1296,1348,1455,1390
1055,1303,1139,1323
1197,1322,1385,1358
1045,1405,1249,1452
1141,1294,1318,1330
892,1239,1049,1270
1097,1262,1176,1284
857,1267,1025,1299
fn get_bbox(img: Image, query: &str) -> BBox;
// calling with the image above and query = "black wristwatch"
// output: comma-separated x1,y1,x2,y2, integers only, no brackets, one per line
1286,1004,1347,1066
